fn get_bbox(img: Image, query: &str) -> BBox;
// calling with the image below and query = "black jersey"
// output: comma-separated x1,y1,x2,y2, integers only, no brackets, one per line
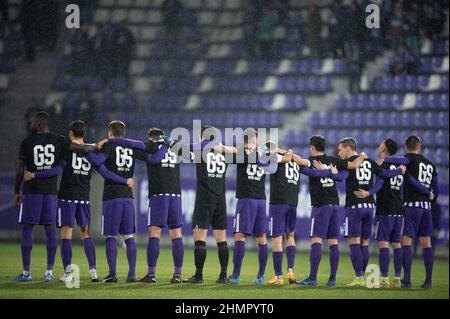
269,161,304,207
100,142,144,201
58,148,93,201
195,141,228,204
343,155,383,207
138,141,181,197
307,154,347,207
18,132,70,195
376,162,404,215
404,153,437,203
236,147,266,200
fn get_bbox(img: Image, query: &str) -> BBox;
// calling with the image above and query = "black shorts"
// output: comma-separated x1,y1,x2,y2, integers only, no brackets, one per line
192,201,227,230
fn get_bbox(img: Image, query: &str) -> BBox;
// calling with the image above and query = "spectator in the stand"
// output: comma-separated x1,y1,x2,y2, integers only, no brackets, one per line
347,1,365,45
90,23,117,80
403,7,421,58
17,0,40,62
41,0,59,52
0,0,8,38
243,4,258,57
388,44,417,76
161,0,183,40
346,40,363,93
420,1,447,41
256,8,278,59
328,0,348,58
24,97,44,133
387,1,404,51
74,90,97,124
69,26,91,75
305,4,322,57
289,9,305,58
112,21,135,79
273,0,289,25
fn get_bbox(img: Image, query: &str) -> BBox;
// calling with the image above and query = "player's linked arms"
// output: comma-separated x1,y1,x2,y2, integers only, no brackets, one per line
346,152,367,170
24,160,66,181
14,159,25,205
292,153,310,166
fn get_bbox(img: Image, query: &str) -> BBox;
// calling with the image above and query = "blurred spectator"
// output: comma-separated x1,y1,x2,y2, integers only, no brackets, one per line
256,8,278,59
0,0,8,38
17,0,40,62
41,0,59,52
346,41,363,93
306,4,322,57
403,8,421,58
328,0,348,58
387,1,404,50
24,97,44,133
289,9,305,58
273,0,289,25
388,44,417,75
112,21,135,79
243,4,258,57
69,26,91,75
90,24,117,80
161,0,183,40
74,91,97,124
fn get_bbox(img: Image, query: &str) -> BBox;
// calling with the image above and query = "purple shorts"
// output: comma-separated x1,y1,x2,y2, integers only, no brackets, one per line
344,207,375,239
148,194,183,229
102,198,135,237
268,204,297,237
374,215,404,243
310,205,341,239
57,200,91,228
19,194,57,225
233,199,267,236
403,206,433,238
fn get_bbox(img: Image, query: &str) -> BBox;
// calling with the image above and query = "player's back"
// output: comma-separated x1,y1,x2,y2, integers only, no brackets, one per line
101,142,136,201
376,161,404,215
144,140,181,196
269,161,301,207
58,149,93,201
307,154,339,207
404,153,437,203
19,132,68,195
236,147,266,200
195,143,228,204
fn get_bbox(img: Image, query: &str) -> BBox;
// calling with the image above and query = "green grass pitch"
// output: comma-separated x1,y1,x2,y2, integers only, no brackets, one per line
0,243,447,299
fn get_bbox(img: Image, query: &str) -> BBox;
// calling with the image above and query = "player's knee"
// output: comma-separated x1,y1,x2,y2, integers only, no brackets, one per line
419,236,432,248
150,227,162,238
169,228,182,239
391,242,401,250
377,241,389,249
61,227,73,239
234,232,246,241
255,234,267,245
79,227,89,240
348,237,360,245
401,236,412,246
328,238,338,246
123,234,134,240
311,237,322,244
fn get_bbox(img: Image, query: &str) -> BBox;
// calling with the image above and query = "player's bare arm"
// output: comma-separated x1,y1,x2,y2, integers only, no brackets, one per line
346,152,367,170
292,154,310,166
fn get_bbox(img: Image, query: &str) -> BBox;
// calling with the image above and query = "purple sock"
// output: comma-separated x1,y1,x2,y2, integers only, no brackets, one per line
21,226,33,272
379,248,390,278
257,244,268,278
45,227,57,271
350,244,364,277
125,238,137,277
61,239,72,273
147,237,160,275
232,241,245,276
309,243,322,280
272,251,283,276
402,245,412,283
82,237,96,270
105,237,117,276
361,245,369,273
329,244,339,279
286,245,296,271
171,238,184,275
423,247,434,283
393,248,403,278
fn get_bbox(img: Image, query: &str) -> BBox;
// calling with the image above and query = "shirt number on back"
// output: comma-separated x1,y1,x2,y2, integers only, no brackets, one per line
246,164,264,178
33,145,55,167
356,161,372,181
418,163,433,187
161,150,177,164
116,146,133,168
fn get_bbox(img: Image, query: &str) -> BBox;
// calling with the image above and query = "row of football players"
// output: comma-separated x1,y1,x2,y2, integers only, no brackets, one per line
14,112,439,288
